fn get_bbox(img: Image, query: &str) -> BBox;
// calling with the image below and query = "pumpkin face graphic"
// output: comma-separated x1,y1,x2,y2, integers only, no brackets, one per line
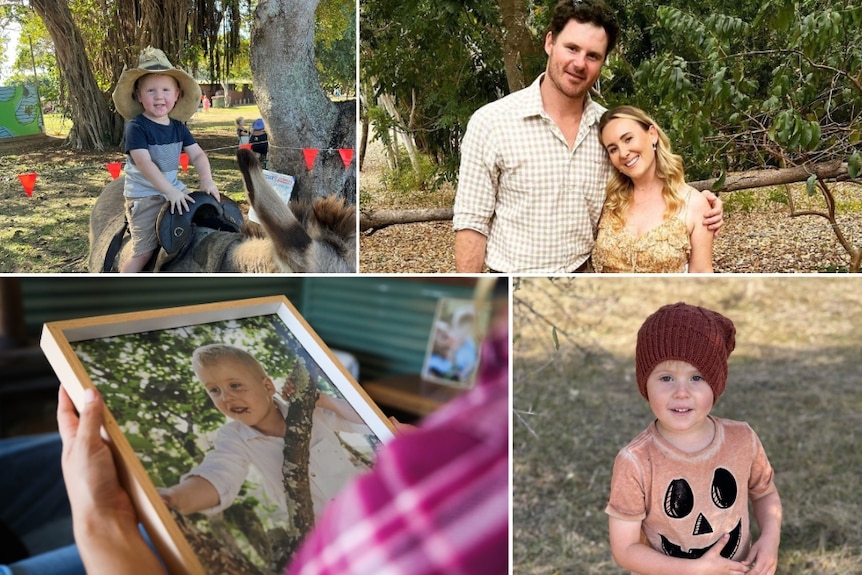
658,467,742,559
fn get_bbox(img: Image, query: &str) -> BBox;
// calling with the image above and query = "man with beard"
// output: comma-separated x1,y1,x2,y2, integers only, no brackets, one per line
454,0,722,273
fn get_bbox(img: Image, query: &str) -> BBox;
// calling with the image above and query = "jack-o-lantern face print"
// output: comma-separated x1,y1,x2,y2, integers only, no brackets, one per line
659,468,742,559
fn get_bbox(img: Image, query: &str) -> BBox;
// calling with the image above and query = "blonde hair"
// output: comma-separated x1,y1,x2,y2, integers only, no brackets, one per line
598,106,687,227
192,344,267,379
235,116,245,126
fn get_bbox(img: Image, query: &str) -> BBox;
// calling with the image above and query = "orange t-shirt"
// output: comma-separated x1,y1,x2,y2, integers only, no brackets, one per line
606,417,776,565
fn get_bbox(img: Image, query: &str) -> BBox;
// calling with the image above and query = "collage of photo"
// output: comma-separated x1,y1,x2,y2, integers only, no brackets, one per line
1,0,861,574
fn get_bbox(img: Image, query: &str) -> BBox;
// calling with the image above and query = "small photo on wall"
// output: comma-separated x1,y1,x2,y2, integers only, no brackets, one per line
421,298,489,389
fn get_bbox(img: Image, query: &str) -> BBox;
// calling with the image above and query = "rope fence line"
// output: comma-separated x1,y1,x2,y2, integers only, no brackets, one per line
1,142,355,188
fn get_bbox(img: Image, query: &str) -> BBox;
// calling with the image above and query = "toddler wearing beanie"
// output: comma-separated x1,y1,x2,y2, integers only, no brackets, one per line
606,303,782,575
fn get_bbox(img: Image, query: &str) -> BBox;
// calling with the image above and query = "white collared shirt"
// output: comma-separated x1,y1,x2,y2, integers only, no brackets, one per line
184,395,371,520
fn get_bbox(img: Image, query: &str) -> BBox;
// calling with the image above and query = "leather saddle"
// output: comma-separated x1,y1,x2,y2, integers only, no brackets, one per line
153,192,244,270
101,192,244,272
157,192,243,255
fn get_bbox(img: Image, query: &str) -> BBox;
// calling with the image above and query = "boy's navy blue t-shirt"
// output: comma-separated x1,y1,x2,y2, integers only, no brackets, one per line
123,114,196,198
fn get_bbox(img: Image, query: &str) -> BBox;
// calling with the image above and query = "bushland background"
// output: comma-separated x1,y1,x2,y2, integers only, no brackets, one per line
359,0,862,272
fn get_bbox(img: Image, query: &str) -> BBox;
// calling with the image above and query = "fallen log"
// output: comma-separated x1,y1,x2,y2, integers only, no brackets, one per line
360,207,454,232
689,159,847,192
360,160,851,230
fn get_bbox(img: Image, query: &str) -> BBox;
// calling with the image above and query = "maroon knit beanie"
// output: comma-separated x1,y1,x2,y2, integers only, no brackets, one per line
635,303,736,404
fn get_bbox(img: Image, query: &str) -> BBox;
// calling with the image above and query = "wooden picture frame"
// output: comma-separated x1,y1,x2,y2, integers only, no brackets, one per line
420,297,489,389
41,296,396,575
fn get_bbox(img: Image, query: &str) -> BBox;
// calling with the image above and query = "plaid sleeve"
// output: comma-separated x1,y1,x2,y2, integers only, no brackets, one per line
453,108,498,235
285,332,509,575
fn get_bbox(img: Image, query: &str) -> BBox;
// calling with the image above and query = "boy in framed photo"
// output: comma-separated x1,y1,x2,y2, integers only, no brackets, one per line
159,344,372,520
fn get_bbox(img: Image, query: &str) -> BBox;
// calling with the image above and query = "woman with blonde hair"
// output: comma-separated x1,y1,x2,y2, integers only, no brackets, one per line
592,106,713,272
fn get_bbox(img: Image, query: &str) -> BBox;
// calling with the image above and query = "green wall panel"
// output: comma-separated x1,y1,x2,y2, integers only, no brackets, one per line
16,277,481,381
19,277,303,333
301,277,479,380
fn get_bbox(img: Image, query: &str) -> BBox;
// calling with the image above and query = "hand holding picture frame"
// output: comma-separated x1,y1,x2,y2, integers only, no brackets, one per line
41,296,395,575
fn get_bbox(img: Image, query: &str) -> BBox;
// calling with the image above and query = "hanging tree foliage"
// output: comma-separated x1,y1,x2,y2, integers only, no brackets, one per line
26,0,247,150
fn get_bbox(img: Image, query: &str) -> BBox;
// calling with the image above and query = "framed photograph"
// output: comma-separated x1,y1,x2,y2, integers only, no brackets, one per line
420,297,490,389
41,296,396,575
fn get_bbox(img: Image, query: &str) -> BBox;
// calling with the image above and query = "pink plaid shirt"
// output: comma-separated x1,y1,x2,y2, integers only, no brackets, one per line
285,328,509,575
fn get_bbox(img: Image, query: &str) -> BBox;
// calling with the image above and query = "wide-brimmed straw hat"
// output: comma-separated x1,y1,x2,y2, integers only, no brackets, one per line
112,47,201,121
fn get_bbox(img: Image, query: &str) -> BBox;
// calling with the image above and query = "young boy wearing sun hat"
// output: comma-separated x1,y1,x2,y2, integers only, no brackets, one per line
111,46,221,273
606,303,782,575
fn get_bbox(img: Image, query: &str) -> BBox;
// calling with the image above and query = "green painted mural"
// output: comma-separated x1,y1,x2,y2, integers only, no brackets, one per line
0,84,43,138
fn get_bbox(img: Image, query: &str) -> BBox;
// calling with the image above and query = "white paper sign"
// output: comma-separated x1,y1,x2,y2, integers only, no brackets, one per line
248,169,295,224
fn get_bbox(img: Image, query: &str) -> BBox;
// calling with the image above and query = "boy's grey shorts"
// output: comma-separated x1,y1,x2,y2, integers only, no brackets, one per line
124,195,166,257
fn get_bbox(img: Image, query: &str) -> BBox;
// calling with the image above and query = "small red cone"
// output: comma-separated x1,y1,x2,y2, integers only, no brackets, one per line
179,152,189,173
18,173,37,197
239,143,252,150
105,162,122,179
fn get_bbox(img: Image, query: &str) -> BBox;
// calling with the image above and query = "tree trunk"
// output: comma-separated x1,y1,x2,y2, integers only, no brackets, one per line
30,0,121,150
497,0,540,92
272,360,317,571
250,0,356,204
359,91,370,172
360,207,455,232
378,92,420,171
221,81,232,108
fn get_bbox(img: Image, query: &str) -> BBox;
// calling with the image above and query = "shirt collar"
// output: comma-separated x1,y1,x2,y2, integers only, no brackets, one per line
519,72,603,127
235,394,289,441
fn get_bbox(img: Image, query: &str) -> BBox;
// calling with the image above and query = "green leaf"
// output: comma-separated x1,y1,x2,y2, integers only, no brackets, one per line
711,171,727,192
773,0,796,32
801,122,813,149
849,153,862,179
808,121,821,150
806,174,817,197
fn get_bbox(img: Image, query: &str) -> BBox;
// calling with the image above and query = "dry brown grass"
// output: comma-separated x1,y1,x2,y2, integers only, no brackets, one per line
358,130,862,273
513,277,862,574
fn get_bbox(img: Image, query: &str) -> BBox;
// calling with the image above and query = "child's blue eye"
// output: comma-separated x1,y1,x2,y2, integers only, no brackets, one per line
659,375,673,382
692,375,704,381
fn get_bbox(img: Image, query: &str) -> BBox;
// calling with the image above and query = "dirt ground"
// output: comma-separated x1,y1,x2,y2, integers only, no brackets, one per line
0,107,257,273
359,135,862,273
513,277,862,574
